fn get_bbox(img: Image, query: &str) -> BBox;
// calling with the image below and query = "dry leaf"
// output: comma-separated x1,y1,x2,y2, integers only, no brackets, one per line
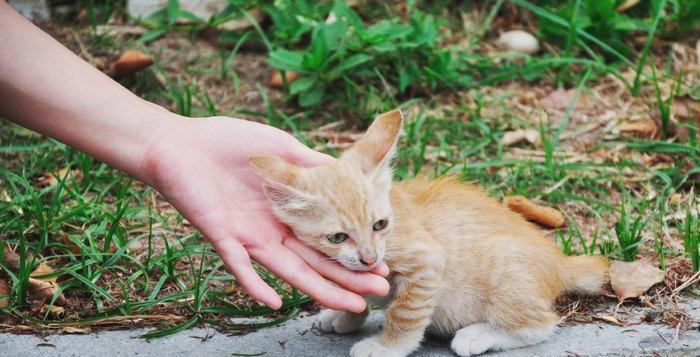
617,0,641,12
504,195,566,228
669,193,682,205
501,129,540,146
61,233,82,255
671,98,700,121
0,278,9,308
593,313,627,327
94,24,147,36
48,305,65,318
618,118,659,139
28,263,66,306
30,298,46,312
221,7,266,31
35,168,83,189
2,245,21,272
540,88,591,110
269,70,301,87
609,260,665,301
1,189,10,202
63,326,91,334
671,98,700,141
110,50,153,78
28,278,66,306
31,262,56,280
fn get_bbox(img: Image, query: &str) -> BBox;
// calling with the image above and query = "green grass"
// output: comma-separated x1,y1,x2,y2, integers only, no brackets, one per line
0,141,308,336
2,0,700,336
614,199,649,262
681,195,699,271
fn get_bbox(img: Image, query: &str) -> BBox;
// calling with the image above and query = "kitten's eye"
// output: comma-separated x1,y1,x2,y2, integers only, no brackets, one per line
373,219,389,232
327,232,349,244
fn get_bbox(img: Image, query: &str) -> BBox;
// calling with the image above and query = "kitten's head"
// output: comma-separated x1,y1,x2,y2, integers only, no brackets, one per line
250,110,402,271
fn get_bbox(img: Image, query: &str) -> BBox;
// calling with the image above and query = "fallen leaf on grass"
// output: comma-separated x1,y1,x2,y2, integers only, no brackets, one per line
94,24,147,36
29,263,66,306
540,88,592,111
48,305,65,318
671,98,700,121
501,129,540,146
609,260,665,301
28,278,66,306
60,233,82,255
220,7,266,31
2,245,21,271
617,0,641,12
593,313,627,327
669,193,682,205
504,195,566,228
618,118,659,139
63,326,91,334
110,50,153,78
34,168,83,189
0,278,10,308
268,70,301,87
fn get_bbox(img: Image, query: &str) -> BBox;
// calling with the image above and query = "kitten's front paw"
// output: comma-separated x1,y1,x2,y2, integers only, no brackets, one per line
317,309,366,334
450,324,496,356
350,337,408,357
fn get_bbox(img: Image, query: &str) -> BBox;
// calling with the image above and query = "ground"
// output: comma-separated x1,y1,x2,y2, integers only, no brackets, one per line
1,0,699,355
3,303,700,356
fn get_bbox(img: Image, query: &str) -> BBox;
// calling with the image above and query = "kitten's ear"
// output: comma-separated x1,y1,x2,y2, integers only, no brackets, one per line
249,155,316,212
342,109,403,174
249,155,300,186
260,180,316,213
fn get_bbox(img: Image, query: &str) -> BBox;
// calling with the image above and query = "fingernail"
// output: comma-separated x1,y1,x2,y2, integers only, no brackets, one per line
372,263,390,277
371,278,390,297
267,297,283,310
379,278,390,295
351,300,367,313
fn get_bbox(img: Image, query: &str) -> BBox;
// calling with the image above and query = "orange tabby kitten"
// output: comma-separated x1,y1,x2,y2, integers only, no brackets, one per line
249,110,609,357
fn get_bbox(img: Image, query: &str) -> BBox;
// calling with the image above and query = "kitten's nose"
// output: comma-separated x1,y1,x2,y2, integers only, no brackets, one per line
360,256,377,266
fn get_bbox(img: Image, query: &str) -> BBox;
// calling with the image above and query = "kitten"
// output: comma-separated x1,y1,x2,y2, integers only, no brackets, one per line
249,110,609,357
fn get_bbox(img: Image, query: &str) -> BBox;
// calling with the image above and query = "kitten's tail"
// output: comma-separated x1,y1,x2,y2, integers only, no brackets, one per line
561,255,610,294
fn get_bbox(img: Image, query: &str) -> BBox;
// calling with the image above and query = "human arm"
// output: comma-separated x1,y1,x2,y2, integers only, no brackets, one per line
0,1,389,312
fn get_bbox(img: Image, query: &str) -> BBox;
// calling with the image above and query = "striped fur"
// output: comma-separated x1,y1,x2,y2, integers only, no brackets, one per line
250,110,609,357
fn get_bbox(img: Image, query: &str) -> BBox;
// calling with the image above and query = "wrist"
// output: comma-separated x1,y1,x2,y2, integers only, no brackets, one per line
126,101,186,187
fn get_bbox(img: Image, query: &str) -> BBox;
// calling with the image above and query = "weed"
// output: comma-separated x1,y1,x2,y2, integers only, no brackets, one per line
556,229,576,255
262,0,333,46
268,1,468,112
680,195,699,271
615,199,650,262
631,0,667,95
220,31,251,93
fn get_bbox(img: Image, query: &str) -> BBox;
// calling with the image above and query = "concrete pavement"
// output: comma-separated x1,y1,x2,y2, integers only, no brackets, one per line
2,299,699,357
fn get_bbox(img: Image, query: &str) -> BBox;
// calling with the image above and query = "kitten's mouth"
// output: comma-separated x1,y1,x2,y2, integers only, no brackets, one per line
342,258,383,272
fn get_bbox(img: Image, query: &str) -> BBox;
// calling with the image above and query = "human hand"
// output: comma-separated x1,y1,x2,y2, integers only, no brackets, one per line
140,115,390,312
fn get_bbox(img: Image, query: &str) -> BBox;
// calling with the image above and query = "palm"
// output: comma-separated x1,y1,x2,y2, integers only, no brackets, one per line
143,117,388,311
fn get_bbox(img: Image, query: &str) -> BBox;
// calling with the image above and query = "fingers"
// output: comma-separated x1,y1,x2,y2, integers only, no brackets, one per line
208,235,283,309
284,238,389,297
249,242,368,313
371,262,390,277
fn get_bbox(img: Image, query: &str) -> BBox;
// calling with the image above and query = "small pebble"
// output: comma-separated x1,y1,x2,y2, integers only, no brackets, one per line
497,30,540,55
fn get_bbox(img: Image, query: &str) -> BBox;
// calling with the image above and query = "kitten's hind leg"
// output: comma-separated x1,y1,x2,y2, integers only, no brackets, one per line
317,308,369,334
450,323,555,357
